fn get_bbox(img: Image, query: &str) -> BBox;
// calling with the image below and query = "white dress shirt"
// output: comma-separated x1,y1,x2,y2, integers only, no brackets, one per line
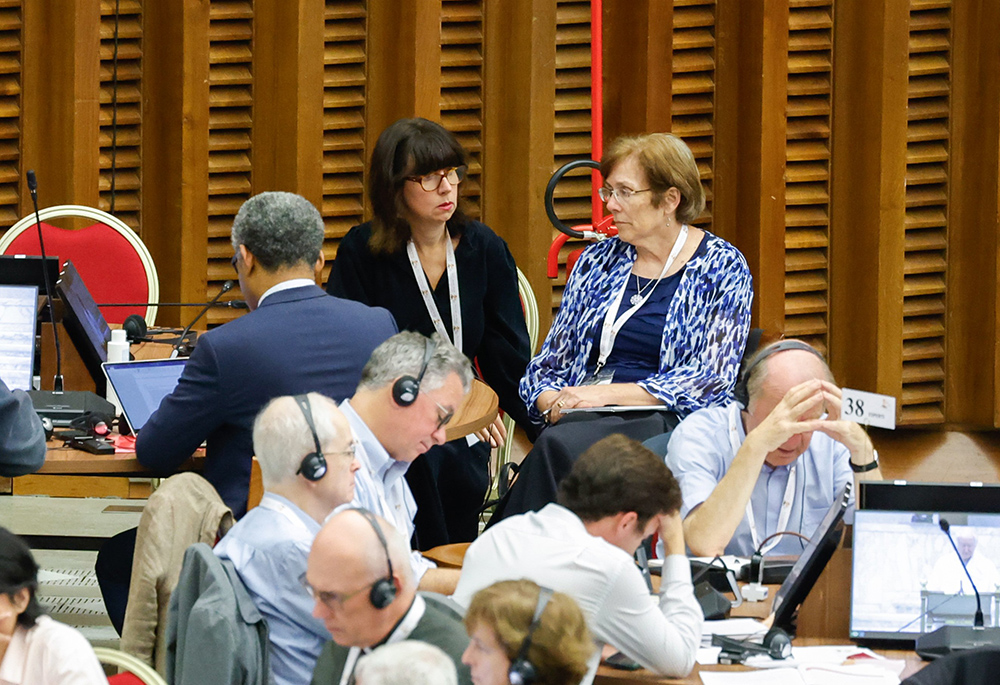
256,278,316,307
451,504,702,683
0,615,107,685
340,399,436,583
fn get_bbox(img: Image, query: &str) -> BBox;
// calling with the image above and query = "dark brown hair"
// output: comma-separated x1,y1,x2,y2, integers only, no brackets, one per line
557,434,682,528
367,117,468,254
600,133,706,224
0,527,44,628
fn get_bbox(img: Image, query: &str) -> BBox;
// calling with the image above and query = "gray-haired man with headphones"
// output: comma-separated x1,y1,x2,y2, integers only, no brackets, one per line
214,393,360,685
306,509,472,685
664,339,882,558
340,331,473,595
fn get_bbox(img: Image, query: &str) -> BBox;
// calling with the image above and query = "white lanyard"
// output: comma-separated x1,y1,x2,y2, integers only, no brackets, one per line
726,403,796,555
256,494,313,537
338,595,427,685
596,225,688,373
407,237,462,351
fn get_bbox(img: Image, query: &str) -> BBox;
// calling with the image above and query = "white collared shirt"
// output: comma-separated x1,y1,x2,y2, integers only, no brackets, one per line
256,278,316,307
0,615,107,685
452,504,702,683
339,400,435,583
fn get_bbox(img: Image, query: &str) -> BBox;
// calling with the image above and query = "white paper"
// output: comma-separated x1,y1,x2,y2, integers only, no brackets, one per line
841,388,897,430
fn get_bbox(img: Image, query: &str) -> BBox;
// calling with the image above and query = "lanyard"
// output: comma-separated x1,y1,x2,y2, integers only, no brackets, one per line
726,403,797,555
407,237,462,351
596,225,688,373
256,494,313,537
338,595,427,685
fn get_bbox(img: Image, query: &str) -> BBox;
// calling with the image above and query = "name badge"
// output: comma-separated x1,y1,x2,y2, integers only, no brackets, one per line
841,388,896,430
584,368,615,386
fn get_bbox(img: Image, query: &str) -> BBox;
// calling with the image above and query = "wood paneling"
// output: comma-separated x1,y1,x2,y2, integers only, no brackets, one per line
0,0,21,230
99,0,142,232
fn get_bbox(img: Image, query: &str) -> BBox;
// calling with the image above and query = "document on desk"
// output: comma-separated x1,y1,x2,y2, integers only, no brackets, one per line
700,664,901,685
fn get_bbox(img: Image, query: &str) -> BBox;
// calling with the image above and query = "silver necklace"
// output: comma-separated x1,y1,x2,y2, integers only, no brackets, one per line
631,274,656,306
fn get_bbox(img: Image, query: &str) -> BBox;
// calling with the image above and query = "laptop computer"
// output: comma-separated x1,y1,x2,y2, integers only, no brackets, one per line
0,284,39,391
850,506,1000,647
56,261,112,394
102,358,187,433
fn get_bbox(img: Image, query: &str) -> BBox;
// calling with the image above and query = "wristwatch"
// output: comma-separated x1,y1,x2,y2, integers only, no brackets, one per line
850,448,879,473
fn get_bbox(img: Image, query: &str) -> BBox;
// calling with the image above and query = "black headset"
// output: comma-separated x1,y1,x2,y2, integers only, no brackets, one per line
391,337,437,407
712,627,792,664
508,586,554,685
293,394,328,482
352,508,398,610
733,340,826,408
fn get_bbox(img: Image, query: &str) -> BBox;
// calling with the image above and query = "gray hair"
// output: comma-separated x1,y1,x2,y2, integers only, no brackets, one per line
231,191,325,270
358,331,472,394
252,393,345,489
354,641,458,685
744,340,834,404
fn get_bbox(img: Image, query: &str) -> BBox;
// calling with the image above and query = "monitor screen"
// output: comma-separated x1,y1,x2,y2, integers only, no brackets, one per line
56,261,111,393
859,480,1000,514
850,509,1000,644
103,359,186,433
0,255,60,288
0,285,39,391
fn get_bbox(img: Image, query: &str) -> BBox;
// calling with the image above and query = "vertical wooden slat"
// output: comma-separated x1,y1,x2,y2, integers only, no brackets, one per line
900,0,950,424
440,0,483,221
783,0,834,355
99,0,141,232
0,0,22,230
206,0,254,326
321,0,367,282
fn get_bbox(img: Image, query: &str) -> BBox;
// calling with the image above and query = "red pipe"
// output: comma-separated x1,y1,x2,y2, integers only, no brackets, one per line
591,0,603,226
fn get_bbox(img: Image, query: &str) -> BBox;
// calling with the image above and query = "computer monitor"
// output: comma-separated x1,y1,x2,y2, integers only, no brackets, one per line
850,507,1000,646
859,480,1000,514
0,255,60,289
56,261,111,393
0,284,39,391
770,481,852,635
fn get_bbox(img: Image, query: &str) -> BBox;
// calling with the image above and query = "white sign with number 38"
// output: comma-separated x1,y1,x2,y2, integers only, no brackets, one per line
840,388,896,430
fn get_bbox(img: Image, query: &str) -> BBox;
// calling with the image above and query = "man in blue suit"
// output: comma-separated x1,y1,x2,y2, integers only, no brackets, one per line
97,191,396,634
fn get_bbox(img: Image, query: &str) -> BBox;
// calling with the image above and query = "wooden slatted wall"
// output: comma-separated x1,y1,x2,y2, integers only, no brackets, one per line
901,0,951,424
784,0,834,355
550,0,592,312
206,0,253,325
440,0,483,220
671,0,716,229
322,0,367,282
0,0,19,229
99,0,141,233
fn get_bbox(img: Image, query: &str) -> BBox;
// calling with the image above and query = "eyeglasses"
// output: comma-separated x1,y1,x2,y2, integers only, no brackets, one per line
326,442,358,460
231,254,239,274
598,186,651,204
434,401,454,432
406,165,468,192
300,572,378,610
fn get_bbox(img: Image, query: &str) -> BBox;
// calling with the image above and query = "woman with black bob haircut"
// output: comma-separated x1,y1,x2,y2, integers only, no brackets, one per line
0,527,106,682
327,117,533,547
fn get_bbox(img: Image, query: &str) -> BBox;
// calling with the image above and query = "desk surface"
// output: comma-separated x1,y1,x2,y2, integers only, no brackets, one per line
594,638,926,683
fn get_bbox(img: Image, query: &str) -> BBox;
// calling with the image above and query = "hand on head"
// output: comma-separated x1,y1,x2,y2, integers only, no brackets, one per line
657,510,686,557
748,379,827,454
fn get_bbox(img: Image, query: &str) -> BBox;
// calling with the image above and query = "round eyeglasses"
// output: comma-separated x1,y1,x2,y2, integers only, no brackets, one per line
407,165,468,192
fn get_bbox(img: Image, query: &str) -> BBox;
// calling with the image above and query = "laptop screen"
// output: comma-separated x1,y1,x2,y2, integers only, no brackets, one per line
57,261,112,392
0,284,39,391
103,359,186,432
850,509,1000,643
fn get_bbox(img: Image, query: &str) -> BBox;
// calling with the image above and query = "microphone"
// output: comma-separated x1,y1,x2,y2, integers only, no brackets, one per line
96,300,248,309
26,169,64,391
170,280,235,358
939,518,984,627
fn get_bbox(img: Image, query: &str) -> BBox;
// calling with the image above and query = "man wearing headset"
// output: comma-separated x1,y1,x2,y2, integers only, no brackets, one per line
213,394,360,685
306,509,472,685
664,340,882,558
340,331,472,595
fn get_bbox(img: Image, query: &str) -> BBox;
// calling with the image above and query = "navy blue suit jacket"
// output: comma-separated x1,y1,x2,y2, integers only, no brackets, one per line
136,285,396,516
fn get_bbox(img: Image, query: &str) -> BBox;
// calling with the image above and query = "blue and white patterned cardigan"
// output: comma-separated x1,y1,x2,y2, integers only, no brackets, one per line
519,231,753,428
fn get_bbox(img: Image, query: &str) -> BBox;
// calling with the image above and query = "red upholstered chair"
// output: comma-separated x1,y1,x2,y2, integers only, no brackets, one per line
0,205,159,325
92,647,168,685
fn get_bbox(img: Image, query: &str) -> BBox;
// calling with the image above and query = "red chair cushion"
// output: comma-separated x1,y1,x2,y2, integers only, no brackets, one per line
108,674,145,685
4,222,150,324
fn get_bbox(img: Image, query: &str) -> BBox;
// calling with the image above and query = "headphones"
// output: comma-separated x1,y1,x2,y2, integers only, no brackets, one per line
293,394,327,482
122,313,185,344
352,508,398,609
733,340,826,408
712,627,792,664
508,587,554,685
391,337,437,407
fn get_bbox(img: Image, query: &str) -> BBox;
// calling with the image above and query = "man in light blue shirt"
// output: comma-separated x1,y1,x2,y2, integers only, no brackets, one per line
215,392,360,685
664,341,882,557
339,331,473,596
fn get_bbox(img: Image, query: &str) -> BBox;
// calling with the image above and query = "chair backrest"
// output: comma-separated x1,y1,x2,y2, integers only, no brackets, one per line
0,204,159,325
94,647,169,685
